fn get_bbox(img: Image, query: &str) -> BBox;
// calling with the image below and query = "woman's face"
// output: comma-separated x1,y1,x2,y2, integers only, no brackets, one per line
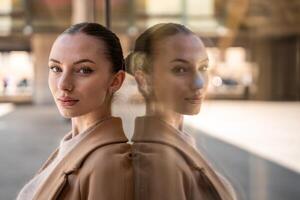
48,33,113,118
150,33,209,115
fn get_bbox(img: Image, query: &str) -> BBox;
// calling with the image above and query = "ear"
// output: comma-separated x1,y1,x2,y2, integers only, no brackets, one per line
134,70,151,97
109,70,125,93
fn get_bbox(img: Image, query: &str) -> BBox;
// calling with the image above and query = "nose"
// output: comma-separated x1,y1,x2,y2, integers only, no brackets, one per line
58,73,74,92
191,72,205,90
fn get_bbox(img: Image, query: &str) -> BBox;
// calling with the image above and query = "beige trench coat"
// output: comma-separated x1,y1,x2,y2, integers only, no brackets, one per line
32,117,133,200
132,116,234,200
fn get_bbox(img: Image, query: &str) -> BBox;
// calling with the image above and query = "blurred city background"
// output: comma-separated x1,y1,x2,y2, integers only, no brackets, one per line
0,0,299,199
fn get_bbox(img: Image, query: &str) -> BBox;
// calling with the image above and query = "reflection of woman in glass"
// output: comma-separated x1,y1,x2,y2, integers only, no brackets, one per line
17,23,132,200
126,23,235,200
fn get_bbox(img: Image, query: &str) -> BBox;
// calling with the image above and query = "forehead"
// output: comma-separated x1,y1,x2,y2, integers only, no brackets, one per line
49,33,107,61
153,33,208,61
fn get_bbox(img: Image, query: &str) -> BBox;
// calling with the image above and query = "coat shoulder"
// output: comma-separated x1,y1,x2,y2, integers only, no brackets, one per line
73,142,133,200
80,142,132,174
133,142,193,173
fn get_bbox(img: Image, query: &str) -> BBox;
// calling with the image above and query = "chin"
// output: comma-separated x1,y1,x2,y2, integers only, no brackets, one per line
58,110,75,119
188,108,201,115
57,108,81,119
181,105,201,115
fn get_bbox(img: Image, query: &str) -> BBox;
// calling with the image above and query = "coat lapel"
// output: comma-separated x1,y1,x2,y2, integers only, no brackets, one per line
132,116,232,200
132,116,210,168
33,117,128,200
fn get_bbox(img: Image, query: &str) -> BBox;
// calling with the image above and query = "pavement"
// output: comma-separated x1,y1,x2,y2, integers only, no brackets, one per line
0,98,299,200
0,104,69,200
185,100,300,173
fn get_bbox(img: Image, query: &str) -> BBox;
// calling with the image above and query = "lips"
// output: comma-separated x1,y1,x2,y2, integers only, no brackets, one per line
185,96,203,104
57,97,79,107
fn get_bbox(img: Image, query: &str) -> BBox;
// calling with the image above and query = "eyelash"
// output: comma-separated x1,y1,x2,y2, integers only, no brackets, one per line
77,67,94,74
49,66,94,75
49,66,62,73
199,65,208,71
172,65,208,75
172,66,188,74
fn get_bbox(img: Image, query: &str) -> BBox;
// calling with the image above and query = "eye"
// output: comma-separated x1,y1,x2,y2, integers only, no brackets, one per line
49,65,62,73
199,65,208,72
172,66,188,74
78,67,94,74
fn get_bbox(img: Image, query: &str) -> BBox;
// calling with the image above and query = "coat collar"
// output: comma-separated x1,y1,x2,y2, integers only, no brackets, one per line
131,116,233,200
132,116,206,169
33,117,128,200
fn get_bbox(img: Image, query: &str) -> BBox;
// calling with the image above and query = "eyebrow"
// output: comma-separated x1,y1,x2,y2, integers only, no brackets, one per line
74,59,96,65
49,58,61,64
170,58,209,64
49,58,96,65
170,58,190,64
199,58,209,63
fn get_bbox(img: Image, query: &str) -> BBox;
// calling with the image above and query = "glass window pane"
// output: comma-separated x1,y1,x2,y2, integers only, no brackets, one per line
0,0,12,13
146,0,181,15
0,16,12,36
187,0,214,16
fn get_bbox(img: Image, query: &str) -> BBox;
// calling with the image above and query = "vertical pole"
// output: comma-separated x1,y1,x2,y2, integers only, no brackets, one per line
128,0,135,27
296,37,300,100
181,0,187,25
72,0,95,23
92,0,96,22
23,0,31,27
22,0,34,35
104,0,111,29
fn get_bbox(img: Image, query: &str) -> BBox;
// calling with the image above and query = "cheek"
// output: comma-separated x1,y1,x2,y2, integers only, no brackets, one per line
87,86,107,99
79,79,109,100
48,75,57,94
154,76,185,102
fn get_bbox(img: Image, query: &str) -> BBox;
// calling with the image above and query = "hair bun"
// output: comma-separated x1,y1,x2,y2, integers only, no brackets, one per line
125,51,148,75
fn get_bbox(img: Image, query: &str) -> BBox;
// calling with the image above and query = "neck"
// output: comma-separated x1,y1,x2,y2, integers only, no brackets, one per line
146,102,183,130
71,108,111,137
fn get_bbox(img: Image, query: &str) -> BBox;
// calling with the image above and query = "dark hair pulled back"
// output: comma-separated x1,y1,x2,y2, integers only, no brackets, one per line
125,23,193,74
63,22,124,73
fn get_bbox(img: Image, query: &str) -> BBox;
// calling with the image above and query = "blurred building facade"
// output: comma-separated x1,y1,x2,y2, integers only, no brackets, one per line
0,0,299,104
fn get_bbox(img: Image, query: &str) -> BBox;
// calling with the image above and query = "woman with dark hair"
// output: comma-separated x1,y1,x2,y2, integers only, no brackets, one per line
17,23,133,200
126,23,235,200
